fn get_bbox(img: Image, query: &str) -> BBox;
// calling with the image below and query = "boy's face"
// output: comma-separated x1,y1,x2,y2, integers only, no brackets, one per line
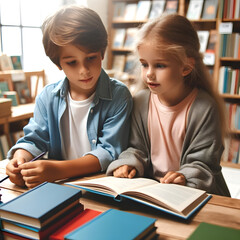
59,44,103,100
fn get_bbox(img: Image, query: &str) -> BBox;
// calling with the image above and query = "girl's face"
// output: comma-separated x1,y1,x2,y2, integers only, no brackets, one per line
59,44,103,101
138,41,192,106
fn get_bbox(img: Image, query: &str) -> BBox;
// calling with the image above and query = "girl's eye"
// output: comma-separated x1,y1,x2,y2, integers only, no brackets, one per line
141,63,148,68
67,60,76,66
156,63,165,68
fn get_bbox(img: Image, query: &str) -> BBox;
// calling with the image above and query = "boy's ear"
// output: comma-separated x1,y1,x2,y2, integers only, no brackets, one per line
182,58,195,77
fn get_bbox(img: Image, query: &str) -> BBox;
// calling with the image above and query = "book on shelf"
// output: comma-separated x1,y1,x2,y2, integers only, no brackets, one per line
112,29,126,49
201,0,218,19
0,54,13,71
0,81,9,97
197,31,210,53
164,0,178,14
112,55,126,73
124,54,136,74
149,0,166,19
219,33,240,58
13,80,32,104
3,91,19,106
135,1,151,21
64,209,157,240
187,222,240,240
113,2,126,21
49,208,102,240
10,56,22,70
218,67,240,95
123,3,138,21
223,0,240,19
0,182,82,229
66,176,211,219
206,30,218,53
186,0,204,20
123,28,138,49
1,203,84,240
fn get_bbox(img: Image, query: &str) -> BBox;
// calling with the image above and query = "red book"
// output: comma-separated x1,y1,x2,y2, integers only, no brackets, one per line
49,209,102,240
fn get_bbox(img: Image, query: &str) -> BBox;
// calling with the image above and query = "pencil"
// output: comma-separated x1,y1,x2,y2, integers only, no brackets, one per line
0,152,46,183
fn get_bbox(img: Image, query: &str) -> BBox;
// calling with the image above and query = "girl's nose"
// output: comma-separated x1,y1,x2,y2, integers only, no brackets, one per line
147,69,155,81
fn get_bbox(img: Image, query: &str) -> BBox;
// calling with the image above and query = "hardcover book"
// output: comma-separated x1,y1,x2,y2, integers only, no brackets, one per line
186,0,204,20
64,209,157,240
135,1,151,21
201,0,218,19
187,222,240,240
164,0,178,14
66,176,211,219
49,209,102,240
149,0,166,19
1,203,84,240
0,182,82,229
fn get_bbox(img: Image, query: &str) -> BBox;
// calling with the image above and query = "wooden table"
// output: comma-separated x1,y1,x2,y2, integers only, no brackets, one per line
0,160,240,240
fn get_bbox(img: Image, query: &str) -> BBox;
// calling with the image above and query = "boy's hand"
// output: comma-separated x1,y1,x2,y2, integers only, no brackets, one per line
19,160,57,188
113,165,136,178
6,158,26,187
160,171,186,185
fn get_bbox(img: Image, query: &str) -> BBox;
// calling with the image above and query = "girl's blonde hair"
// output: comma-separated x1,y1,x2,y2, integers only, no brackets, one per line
134,14,228,138
42,5,108,68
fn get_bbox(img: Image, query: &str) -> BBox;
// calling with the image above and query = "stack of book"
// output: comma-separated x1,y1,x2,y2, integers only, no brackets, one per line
0,98,12,118
0,182,83,239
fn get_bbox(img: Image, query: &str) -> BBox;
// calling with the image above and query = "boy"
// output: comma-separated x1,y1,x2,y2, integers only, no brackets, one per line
6,5,132,188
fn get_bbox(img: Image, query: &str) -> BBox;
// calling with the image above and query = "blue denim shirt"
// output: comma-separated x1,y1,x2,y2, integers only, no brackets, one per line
7,69,133,171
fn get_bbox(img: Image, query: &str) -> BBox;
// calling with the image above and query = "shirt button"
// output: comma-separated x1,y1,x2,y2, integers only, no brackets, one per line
92,139,96,144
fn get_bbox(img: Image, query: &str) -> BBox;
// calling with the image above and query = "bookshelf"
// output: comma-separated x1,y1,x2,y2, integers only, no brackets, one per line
107,0,240,165
0,70,45,158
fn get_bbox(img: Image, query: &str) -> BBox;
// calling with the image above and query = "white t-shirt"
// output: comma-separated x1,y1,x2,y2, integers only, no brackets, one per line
61,92,95,160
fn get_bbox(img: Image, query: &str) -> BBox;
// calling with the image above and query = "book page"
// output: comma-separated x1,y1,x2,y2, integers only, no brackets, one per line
66,177,158,197
123,183,206,213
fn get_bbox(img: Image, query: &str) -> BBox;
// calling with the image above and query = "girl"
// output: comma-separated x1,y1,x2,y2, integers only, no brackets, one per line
106,14,230,197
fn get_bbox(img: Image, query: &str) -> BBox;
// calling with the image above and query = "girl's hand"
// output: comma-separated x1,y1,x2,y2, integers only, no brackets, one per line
113,165,136,178
160,171,186,185
19,160,58,188
6,158,26,187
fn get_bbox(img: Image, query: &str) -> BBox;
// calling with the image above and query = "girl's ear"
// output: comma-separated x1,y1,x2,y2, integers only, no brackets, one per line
182,58,195,77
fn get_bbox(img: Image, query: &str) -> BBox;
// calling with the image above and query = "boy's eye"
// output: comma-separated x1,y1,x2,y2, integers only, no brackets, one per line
67,60,77,66
87,56,97,61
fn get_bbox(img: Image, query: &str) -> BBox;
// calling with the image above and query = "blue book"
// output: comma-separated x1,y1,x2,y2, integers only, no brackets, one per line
66,176,211,220
1,203,84,240
64,209,157,240
0,182,82,229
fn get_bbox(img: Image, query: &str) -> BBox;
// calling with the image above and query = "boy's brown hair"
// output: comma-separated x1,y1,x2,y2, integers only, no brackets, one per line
42,5,108,68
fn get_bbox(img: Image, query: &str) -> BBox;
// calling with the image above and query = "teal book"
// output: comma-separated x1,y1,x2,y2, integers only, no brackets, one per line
64,209,157,240
187,222,240,240
0,182,82,229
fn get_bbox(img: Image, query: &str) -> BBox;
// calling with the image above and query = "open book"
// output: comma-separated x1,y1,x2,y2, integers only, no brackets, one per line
66,176,211,219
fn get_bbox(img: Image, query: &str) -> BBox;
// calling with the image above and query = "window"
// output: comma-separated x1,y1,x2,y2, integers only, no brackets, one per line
0,0,87,72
